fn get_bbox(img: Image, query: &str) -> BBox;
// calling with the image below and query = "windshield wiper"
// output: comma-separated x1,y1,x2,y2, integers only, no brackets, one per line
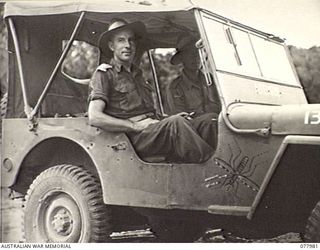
225,26,242,66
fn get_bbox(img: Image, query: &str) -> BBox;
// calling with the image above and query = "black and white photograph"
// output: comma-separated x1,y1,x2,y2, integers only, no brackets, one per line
1,0,320,246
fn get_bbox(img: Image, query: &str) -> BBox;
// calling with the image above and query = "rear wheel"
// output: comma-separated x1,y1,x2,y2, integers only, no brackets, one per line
148,216,205,242
304,201,320,242
24,165,112,242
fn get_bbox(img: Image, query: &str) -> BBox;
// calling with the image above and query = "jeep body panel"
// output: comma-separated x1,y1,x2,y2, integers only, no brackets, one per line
216,72,307,106
249,135,320,219
2,116,284,216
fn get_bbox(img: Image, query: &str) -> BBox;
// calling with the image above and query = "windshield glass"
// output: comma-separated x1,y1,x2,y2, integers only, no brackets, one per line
201,13,299,86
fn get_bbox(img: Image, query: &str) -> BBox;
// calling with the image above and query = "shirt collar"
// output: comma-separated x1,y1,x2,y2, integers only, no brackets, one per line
109,58,123,73
109,58,139,75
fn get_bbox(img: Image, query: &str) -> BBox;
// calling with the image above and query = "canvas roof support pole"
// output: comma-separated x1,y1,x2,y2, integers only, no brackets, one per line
30,11,86,120
147,50,165,115
8,18,32,119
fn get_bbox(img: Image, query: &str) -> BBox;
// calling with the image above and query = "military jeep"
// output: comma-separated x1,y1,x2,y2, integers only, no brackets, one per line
2,0,320,243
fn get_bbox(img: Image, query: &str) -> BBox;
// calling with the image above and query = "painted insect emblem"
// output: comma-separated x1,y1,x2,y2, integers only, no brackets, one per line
205,139,268,195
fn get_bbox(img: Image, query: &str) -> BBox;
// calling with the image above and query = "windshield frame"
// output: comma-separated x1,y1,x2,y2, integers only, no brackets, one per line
194,9,307,109
197,10,302,86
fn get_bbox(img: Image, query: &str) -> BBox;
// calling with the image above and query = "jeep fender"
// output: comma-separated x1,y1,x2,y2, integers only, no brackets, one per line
248,135,320,226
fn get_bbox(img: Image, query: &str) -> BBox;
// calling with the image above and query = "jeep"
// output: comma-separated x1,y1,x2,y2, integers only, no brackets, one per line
2,0,320,243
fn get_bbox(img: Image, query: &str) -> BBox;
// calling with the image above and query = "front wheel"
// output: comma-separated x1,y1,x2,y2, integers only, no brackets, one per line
0,92,7,118
304,201,320,242
23,165,112,242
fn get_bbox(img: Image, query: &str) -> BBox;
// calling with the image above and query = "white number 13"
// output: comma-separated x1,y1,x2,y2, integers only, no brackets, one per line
305,111,320,125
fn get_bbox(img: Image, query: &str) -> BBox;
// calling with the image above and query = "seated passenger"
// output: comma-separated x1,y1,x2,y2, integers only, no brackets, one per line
166,34,220,149
88,19,216,163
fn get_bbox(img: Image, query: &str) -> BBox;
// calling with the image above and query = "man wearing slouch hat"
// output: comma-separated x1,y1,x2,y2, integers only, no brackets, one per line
88,18,215,163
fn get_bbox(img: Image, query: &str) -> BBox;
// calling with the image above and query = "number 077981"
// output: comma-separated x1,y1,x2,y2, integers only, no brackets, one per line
300,243,318,248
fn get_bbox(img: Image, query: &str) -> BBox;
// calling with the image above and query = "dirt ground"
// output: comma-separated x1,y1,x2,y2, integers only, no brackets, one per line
1,187,303,243
1,188,24,242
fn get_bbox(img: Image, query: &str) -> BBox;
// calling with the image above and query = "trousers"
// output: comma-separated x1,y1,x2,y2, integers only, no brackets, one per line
127,113,218,163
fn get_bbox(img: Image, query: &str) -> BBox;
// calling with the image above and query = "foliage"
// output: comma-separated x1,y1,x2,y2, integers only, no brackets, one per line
62,41,100,79
140,51,181,90
0,3,7,98
289,45,320,103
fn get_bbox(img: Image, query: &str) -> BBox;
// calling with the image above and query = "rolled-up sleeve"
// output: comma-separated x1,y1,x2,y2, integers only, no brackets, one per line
88,70,110,104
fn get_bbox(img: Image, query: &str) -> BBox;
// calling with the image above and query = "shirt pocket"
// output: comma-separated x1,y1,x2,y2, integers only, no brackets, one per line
170,88,186,112
185,88,203,110
114,79,143,111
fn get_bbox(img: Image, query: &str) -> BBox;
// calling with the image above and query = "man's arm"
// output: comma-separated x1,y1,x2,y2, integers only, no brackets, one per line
88,99,159,132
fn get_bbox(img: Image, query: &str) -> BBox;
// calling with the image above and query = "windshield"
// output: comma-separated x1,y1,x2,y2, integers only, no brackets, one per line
201,13,299,86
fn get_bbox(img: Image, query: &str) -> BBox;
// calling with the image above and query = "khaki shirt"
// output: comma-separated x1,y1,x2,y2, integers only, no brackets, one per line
166,71,220,115
88,59,155,119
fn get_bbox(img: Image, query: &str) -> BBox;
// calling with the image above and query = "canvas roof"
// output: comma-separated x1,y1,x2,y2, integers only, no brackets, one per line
4,0,282,42
4,0,195,17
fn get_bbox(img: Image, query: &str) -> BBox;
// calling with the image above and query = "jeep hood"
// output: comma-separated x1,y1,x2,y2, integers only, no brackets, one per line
227,103,320,135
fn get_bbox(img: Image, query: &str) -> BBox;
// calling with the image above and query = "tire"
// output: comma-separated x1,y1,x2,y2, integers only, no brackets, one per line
0,92,7,118
23,165,112,243
148,216,205,242
304,201,320,242
0,93,7,141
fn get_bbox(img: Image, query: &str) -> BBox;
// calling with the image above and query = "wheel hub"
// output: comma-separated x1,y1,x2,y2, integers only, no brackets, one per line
51,208,73,236
42,192,82,242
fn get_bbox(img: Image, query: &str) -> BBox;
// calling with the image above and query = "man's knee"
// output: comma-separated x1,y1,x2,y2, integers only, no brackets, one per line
166,114,187,123
168,115,192,128
160,115,192,135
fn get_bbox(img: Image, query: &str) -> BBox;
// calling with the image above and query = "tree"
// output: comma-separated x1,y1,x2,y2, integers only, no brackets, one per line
289,45,320,103
0,3,7,98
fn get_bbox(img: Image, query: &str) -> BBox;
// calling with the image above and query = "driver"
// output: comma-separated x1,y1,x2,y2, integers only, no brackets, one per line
166,34,220,149
88,19,215,163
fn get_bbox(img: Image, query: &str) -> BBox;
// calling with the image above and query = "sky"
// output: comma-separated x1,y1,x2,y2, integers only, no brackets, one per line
194,0,320,48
